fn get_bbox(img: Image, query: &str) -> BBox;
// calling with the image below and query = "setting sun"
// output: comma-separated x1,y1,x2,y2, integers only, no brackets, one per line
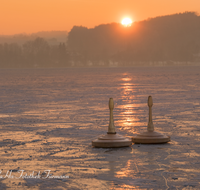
121,17,133,27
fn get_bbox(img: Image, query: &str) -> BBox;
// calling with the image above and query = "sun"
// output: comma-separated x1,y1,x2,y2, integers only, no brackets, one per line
121,17,132,27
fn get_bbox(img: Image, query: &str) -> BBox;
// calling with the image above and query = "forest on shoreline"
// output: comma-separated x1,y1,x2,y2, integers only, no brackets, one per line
1,12,200,68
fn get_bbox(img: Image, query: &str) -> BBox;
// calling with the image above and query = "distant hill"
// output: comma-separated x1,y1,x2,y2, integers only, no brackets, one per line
68,12,200,65
0,31,68,45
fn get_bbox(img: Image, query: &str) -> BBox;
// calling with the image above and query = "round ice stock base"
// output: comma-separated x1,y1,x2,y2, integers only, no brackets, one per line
132,131,170,144
92,133,132,148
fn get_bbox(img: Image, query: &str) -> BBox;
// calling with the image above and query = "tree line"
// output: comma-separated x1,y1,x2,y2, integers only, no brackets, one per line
0,37,70,68
1,12,200,68
68,11,200,66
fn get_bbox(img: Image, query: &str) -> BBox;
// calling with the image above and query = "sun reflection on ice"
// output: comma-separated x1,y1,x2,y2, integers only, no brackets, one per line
121,77,132,82
117,74,141,134
120,104,139,130
115,160,132,177
114,159,141,189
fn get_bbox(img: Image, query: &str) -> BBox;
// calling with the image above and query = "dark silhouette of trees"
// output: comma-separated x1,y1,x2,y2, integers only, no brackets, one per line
23,37,50,67
68,12,200,65
1,12,200,68
0,43,22,68
68,23,128,64
0,37,70,68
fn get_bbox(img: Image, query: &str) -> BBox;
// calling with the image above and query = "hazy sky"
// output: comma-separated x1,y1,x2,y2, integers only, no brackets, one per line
1,0,200,35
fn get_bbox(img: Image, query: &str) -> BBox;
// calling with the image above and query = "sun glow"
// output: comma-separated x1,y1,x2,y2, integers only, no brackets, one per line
121,17,132,27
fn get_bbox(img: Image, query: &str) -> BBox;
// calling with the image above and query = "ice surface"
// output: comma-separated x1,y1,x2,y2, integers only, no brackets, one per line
0,66,200,189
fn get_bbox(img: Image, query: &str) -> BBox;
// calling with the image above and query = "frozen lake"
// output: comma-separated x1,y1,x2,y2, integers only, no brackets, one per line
0,66,200,189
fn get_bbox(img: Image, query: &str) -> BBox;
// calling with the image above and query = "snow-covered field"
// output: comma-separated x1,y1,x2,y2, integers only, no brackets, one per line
0,66,200,189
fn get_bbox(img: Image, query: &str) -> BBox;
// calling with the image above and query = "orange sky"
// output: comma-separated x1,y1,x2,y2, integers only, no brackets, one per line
1,0,200,35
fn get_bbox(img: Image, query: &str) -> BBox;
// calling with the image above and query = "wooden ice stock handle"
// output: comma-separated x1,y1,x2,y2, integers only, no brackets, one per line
107,98,116,134
147,96,154,132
